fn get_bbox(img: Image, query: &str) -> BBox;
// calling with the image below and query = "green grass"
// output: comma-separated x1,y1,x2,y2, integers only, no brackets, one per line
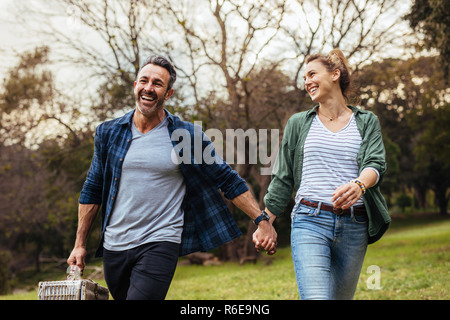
356,217,450,300
1,216,449,300
167,248,298,300
167,216,450,300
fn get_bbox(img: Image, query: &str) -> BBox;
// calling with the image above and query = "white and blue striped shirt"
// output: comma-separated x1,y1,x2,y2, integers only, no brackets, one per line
295,114,364,206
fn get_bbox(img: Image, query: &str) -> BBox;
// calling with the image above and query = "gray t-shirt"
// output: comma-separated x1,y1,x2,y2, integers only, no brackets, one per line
103,116,186,251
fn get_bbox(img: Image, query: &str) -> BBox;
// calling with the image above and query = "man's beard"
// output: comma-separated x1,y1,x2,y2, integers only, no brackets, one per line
135,89,166,115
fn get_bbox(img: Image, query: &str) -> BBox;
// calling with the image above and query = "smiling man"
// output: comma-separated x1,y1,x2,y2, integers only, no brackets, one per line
67,55,277,300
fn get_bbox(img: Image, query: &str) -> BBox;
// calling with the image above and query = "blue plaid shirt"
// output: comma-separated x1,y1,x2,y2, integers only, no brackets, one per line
79,109,247,257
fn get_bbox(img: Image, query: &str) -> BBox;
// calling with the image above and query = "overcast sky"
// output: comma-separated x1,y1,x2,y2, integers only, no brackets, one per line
1,0,414,87
0,0,28,76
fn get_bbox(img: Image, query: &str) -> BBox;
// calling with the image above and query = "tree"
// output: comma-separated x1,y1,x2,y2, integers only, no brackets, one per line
414,105,450,214
405,0,450,81
379,134,401,206
0,144,66,272
15,0,168,121
357,55,449,214
280,0,410,94
0,46,84,148
0,47,94,272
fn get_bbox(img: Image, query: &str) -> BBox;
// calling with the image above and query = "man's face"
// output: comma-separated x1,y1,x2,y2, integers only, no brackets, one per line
134,64,173,116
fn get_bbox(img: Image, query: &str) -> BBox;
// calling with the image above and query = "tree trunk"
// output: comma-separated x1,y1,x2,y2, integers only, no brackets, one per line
434,188,449,215
220,238,241,262
35,240,42,273
414,185,427,209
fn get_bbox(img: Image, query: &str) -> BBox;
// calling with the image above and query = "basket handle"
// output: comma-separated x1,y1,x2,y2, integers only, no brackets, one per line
66,265,82,280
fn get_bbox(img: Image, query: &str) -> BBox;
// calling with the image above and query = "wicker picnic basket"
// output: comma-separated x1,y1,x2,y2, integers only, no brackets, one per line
37,279,109,300
37,266,109,300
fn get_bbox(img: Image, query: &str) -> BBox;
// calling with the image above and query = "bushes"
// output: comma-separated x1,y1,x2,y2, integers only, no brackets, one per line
396,193,413,212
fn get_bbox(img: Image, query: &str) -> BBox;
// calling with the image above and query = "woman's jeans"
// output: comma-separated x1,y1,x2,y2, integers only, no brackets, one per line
291,201,368,300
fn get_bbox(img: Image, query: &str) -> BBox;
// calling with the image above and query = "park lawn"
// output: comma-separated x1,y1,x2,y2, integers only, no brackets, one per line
356,217,450,300
1,217,449,300
166,217,450,300
167,247,298,300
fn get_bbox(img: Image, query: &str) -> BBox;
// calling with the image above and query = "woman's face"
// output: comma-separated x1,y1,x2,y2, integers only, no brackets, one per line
304,60,339,102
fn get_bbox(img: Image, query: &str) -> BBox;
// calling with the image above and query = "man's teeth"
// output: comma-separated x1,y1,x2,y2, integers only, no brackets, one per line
310,87,318,94
141,95,155,101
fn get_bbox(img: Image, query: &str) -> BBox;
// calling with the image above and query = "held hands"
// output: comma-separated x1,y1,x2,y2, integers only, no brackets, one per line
252,220,278,255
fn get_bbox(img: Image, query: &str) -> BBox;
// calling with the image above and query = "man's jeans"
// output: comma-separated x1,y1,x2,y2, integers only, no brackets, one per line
291,201,368,300
103,241,180,300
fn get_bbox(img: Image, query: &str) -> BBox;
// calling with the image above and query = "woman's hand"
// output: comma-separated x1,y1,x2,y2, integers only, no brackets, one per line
253,221,278,255
332,181,363,209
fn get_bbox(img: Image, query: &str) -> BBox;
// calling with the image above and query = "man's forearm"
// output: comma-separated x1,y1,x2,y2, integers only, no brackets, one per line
74,203,100,248
231,190,261,220
232,190,277,254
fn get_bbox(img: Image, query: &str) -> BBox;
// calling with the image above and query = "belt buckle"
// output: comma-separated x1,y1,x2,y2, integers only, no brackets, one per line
332,207,343,215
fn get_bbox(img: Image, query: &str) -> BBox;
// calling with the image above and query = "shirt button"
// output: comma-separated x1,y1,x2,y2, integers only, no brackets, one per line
111,196,114,200
120,158,123,162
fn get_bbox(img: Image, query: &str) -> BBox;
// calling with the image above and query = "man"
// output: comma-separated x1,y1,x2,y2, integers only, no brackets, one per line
67,55,277,300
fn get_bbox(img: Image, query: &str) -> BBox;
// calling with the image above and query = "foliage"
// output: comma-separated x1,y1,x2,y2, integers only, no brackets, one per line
0,47,98,276
414,105,450,214
379,134,401,205
0,46,52,146
357,55,449,214
406,0,450,80
396,193,413,212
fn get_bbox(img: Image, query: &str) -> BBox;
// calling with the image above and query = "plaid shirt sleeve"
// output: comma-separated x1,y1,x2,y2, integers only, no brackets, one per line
168,115,247,255
79,125,104,205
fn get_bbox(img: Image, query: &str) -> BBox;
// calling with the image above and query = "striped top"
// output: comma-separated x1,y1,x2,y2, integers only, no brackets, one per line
295,114,364,206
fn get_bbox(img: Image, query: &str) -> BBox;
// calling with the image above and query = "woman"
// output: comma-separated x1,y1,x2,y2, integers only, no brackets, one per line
257,49,390,300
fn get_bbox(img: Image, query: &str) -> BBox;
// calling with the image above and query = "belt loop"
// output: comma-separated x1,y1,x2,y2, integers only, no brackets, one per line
292,197,303,220
294,197,303,212
296,197,303,211
350,206,354,219
310,201,321,216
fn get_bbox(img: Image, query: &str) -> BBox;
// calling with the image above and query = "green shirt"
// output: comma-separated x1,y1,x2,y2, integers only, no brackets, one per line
264,105,390,244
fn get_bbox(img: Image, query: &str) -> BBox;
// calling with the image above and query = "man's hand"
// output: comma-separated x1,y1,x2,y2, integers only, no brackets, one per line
230,191,278,254
67,247,87,271
253,221,277,255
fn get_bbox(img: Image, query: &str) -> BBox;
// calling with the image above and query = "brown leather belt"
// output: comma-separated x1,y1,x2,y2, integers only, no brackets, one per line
300,199,367,217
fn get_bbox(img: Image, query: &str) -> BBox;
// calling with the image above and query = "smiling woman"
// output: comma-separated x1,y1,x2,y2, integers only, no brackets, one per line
304,49,358,106
263,48,389,300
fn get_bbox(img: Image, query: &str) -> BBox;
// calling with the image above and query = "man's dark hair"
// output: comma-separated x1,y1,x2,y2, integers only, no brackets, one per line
138,55,177,90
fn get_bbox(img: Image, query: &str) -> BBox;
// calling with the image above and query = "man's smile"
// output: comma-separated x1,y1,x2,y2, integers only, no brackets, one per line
140,91,157,102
